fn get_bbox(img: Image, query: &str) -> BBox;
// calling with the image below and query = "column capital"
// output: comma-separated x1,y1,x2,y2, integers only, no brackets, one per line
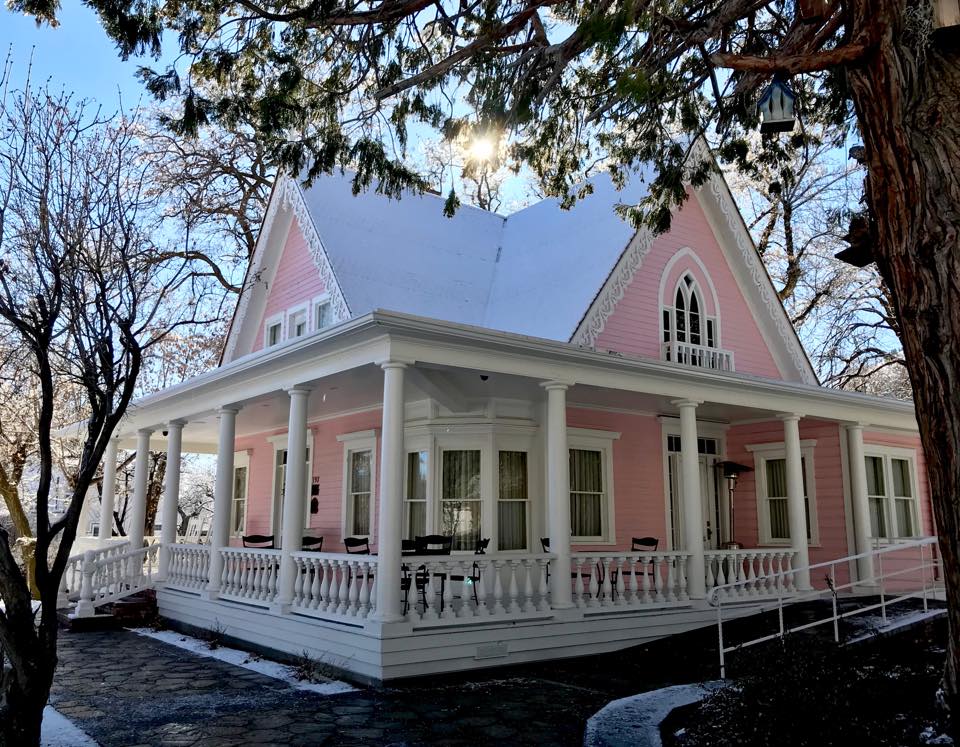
216,405,241,415
285,386,312,397
136,427,154,438
166,419,187,429
377,359,411,370
776,412,803,422
670,398,702,409
842,421,868,432
540,380,573,391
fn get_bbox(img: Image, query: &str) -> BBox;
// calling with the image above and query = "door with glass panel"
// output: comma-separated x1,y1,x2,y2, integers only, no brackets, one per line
440,449,482,551
667,437,721,549
271,446,311,547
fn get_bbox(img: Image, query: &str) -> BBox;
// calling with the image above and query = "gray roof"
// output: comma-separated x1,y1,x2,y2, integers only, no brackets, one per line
299,168,653,342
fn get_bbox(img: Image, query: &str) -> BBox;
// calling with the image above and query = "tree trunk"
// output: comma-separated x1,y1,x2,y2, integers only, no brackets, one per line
847,0,960,727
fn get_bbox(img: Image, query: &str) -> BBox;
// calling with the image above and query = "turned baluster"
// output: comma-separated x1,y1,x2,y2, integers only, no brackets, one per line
613,557,626,606
309,559,322,608
348,561,361,616
293,558,305,606
665,555,677,602
441,561,456,619
626,557,640,606
537,558,551,612
474,560,489,616
599,557,613,606
573,558,586,608
641,555,652,604
457,560,476,619
677,555,690,601
746,553,758,596
318,559,332,610
423,563,439,619
491,560,506,615
504,560,519,614
653,556,665,602
522,559,536,613
358,563,371,617
588,560,600,607
337,560,351,614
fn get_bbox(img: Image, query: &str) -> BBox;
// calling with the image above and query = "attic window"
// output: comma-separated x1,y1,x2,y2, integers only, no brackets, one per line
315,299,333,330
290,308,307,338
266,320,282,347
660,260,732,371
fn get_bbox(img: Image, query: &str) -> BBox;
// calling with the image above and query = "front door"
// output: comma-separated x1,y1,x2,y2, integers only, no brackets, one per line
667,437,722,550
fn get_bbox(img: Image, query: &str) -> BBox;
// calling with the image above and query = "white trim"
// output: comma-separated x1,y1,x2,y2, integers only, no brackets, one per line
861,444,921,541
568,434,617,544
745,439,817,453
658,248,722,324
341,433,378,541
752,444,820,546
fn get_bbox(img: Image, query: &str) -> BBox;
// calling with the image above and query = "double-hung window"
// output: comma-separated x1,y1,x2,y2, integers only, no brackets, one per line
404,450,428,539
498,451,529,551
265,315,283,347
865,452,919,539
314,295,333,330
440,449,482,551
346,450,372,536
289,307,307,338
231,452,249,537
749,442,818,545
569,448,604,540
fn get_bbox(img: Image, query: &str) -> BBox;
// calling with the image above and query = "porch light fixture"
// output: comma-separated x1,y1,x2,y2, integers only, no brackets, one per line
757,77,796,134
714,461,753,549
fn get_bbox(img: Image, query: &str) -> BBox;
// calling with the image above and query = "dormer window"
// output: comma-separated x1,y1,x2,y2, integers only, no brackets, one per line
266,317,283,347
314,298,333,330
289,307,307,338
661,264,733,371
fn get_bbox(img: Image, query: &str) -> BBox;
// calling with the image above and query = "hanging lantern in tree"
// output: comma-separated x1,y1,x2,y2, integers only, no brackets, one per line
933,0,960,28
798,0,831,23
757,77,796,133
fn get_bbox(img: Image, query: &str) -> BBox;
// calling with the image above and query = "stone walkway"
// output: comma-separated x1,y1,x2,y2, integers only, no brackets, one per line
49,623,725,747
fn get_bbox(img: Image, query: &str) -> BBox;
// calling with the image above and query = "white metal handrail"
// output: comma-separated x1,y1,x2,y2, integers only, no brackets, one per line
711,536,942,677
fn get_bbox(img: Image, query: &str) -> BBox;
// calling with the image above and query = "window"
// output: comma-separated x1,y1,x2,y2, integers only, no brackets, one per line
347,450,373,536
231,452,249,537
289,307,307,338
315,299,333,330
265,316,283,347
865,452,919,539
441,449,482,552
663,273,717,351
404,450,428,539
498,451,528,551
570,448,604,540
749,442,818,545
271,438,313,536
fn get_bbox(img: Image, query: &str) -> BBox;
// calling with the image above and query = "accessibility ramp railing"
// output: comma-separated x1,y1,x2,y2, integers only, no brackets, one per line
710,536,942,677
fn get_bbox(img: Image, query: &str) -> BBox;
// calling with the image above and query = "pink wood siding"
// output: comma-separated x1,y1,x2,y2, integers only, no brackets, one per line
593,191,784,380
566,408,667,552
251,220,327,352
233,409,381,550
726,419,851,587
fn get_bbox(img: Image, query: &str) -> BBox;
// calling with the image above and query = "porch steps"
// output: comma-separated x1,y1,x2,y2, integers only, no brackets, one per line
58,590,158,631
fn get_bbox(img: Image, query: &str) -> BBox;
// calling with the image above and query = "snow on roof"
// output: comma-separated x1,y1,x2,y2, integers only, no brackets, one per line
298,168,653,342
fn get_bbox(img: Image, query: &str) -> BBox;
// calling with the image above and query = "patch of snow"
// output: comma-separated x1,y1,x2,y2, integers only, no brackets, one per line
0,600,42,614
921,725,954,745
132,628,356,695
845,608,946,645
42,706,97,747
584,681,723,747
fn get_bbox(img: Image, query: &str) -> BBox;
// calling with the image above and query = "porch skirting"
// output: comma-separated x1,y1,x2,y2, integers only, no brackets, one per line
155,586,763,683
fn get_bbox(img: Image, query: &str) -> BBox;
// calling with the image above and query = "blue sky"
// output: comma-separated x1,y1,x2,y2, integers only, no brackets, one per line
1,4,156,109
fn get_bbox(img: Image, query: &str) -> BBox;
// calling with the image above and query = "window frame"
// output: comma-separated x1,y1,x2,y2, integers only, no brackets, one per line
747,440,819,547
230,450,250,538
495,438,534,553
264,313,284,348
312,293,334,332
286,303,309,340
568,429,619,545
337,430,378,541
863,445,921,541
402,435,431,541
661,274,720,352
267,431,315,539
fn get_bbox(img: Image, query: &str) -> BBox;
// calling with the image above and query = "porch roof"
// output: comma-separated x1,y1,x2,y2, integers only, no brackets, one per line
77,309,919,449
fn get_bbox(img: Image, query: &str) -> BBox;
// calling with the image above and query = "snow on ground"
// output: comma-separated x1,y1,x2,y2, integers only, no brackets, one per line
42,706,97,747
133,628,356,695
584,681,723,747
845,607,946,645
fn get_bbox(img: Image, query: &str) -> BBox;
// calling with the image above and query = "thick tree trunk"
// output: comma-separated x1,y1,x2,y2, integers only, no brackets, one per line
848,0,960,727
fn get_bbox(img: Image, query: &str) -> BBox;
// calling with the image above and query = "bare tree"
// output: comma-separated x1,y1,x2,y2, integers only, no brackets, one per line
0,73,212,744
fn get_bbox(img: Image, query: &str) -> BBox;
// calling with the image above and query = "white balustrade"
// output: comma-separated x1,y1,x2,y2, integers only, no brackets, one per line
402,553,553,624
72,544,159,617
166,544,211,592
570,552,692,609
218,547,281,606
289,552,379,622
661,341,735,371
60,541,131,605
705,549,796,599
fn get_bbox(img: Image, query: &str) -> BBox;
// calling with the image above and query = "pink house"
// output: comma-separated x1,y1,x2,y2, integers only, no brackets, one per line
70,149,934,682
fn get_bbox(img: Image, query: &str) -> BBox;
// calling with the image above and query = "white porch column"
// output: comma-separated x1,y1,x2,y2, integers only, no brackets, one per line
276,387,311,610
206,407,239,596
675,400,705,599
158,420,185,581
98,437,119,546
544,381,574,609
846,424,875,582
127,429,153,554
373,362,406,622
781,414,812,590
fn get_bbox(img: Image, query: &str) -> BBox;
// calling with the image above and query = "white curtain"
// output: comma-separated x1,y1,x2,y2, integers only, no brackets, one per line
569,449,603,537
441,450,481,551
405,451,427,538
350,451,371,535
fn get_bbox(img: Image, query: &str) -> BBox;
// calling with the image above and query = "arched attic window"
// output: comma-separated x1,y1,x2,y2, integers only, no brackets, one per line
661,270,733,371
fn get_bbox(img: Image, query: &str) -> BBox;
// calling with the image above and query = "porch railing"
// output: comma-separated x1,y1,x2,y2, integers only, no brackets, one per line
662,341,735,371
219,547,281,606
572,551,692,608
73,544,159,617
60,540,131,604
705,549,797,599
290,552,378,622
167,543,211,592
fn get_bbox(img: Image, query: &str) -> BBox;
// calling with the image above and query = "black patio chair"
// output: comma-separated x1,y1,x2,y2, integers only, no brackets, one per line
540,537,593,587
344,536,371,554
610,537,661,597
449,538,490,606
242,534,275,549
301,536,324,552
414,534,453,555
